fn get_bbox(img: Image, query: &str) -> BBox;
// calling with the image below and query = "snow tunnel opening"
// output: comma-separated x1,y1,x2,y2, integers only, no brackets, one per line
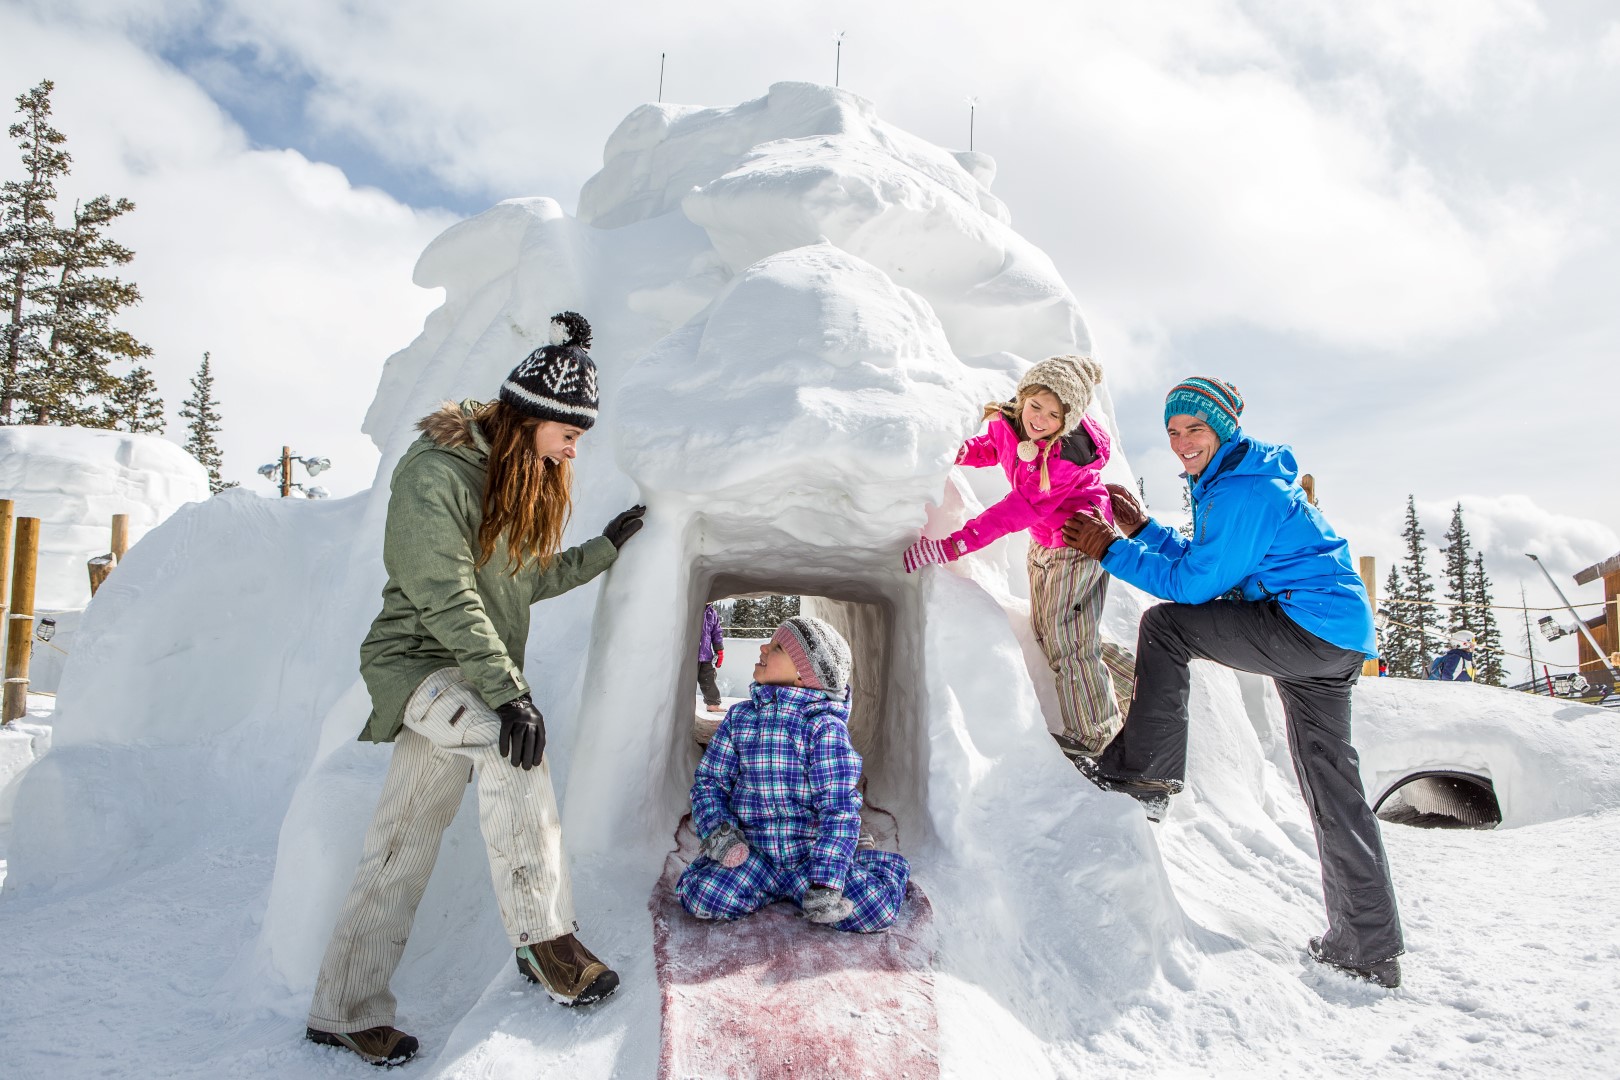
659,548,927,847
1374,771,1502,830
693,579,894,775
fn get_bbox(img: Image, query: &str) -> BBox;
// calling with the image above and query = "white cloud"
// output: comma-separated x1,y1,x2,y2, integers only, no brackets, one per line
0,10,455,496
27,0,1573,353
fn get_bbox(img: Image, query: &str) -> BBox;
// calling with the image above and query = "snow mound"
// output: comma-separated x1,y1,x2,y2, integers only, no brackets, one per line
5,81,1618,1079
0,425,209,609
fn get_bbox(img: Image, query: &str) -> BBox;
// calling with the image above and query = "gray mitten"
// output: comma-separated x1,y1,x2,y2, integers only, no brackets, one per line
801,885,855,925
700,822,749,869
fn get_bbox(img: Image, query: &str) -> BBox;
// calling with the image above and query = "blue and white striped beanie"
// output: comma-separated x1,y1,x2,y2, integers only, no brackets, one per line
1163,377,1243,443
499,312,599,429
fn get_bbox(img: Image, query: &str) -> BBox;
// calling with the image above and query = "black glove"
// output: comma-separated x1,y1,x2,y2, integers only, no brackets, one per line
496,695,546,770
602,504,647,549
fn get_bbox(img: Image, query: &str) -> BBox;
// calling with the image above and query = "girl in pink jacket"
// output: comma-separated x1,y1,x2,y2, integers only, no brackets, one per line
903,355,1123,757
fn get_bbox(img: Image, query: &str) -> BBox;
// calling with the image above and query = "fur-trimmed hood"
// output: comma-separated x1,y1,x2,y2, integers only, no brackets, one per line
415,399,490,456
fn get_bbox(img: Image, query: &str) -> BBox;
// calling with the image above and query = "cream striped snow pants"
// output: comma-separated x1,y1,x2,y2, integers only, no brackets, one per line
1028,543,1124,754
308,668,575,1033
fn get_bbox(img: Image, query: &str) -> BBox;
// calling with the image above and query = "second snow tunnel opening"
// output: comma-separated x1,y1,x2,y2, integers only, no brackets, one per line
1374,771,1502,830
692,585,893,767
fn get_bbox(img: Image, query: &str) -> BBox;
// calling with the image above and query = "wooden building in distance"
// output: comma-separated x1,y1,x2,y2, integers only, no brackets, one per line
1572,552,1620,690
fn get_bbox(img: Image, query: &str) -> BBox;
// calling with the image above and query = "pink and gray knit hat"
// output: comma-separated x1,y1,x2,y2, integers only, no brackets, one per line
770,615,852,694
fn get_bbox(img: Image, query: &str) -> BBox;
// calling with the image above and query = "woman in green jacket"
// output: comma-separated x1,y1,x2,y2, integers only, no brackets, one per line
306,313,646,1068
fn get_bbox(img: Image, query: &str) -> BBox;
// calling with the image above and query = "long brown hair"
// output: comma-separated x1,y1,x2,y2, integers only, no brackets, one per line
473,401,573,573
980,383,1067,492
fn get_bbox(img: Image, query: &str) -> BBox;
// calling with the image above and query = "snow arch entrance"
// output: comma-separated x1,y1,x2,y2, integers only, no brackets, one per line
1374,770,1501,830
686,568,912,807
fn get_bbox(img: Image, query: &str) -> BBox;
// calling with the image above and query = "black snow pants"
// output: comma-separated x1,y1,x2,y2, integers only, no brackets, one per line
696,661,721,707
1097,599,1404,966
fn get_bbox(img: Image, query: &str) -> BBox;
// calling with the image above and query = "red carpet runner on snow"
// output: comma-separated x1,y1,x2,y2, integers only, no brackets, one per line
649,811,939,1080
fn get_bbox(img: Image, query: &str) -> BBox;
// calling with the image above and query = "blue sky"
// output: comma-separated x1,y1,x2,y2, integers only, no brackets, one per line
3,0,1618,679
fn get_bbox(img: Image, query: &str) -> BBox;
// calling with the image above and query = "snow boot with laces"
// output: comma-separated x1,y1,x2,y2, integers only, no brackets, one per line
306,1024,419,1067
516,933,621,1006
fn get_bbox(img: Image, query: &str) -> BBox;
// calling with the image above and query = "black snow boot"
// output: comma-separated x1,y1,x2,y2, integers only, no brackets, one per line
1308,937,1402,989
306,1025,419,1067
1074,755,1183,822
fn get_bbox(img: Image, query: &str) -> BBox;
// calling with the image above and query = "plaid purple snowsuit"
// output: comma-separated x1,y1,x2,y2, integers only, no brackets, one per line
678,683,909,933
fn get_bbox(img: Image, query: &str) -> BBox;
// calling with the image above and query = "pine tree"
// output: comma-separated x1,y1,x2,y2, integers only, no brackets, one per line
1382,564,1419,677
1398,495,1437,672
1469,553,1504,686
1440,503,1472,635
1178,483,1194,538
103,364,164,433
25,194,150,425
1,80,70,423
179,351,226,492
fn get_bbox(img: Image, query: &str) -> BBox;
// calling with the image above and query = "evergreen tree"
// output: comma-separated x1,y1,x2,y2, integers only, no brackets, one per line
1398,495,1437,671
103,364,164,433
179,351,226,492
1439,503,1472,635
1382,564,1420,677
1178,483,1194,538
25,194,150,425
1,80,69,423
727,594,802,636
1469,553,1505,686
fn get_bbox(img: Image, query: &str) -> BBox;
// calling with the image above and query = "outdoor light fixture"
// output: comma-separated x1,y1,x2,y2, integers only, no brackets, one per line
35,617,55,643
259,447,334,498
1374,608,1391,632
1537,615,1575,643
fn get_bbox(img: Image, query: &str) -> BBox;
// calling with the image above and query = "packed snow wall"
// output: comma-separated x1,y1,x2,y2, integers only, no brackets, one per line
11,82,1620,1076
0,425,209,609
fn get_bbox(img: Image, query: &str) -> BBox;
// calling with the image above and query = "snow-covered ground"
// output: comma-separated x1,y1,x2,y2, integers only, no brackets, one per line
1,83,1615,1078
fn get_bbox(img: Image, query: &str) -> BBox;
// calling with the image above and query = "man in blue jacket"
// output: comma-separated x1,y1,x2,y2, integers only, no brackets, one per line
1062,377,1403,989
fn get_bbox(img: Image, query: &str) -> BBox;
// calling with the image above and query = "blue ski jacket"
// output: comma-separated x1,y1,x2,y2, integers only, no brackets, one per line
1430,648,1475,682
1101,430,1377,657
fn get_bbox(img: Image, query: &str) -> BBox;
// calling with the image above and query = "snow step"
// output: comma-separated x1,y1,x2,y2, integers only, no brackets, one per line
649,810,939,1080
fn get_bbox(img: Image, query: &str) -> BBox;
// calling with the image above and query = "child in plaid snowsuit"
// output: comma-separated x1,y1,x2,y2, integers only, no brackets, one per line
677,616,910,933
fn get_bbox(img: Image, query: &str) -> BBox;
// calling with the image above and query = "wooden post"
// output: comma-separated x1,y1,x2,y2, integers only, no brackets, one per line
281,445,292,498
87,553,116,596
1300,473,1317,506
0,499,12,673
3,517,40,724
1360,555,1379,677
111,512,130,563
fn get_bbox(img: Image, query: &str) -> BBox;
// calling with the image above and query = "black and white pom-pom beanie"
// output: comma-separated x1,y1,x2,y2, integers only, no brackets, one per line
499,311,599,428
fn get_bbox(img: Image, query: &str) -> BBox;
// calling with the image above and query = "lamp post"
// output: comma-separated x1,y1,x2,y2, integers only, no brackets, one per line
259,446,332,499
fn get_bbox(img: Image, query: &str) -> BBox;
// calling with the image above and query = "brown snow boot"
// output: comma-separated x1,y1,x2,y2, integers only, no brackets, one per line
516,933,620,1006
306,1025,419,1067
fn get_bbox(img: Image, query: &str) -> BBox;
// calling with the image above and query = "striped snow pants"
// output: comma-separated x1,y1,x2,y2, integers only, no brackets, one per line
1027,542,1123,754
308,667,575,1034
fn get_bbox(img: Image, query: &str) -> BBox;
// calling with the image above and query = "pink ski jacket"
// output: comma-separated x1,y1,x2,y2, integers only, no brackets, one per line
948,412,1114,555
